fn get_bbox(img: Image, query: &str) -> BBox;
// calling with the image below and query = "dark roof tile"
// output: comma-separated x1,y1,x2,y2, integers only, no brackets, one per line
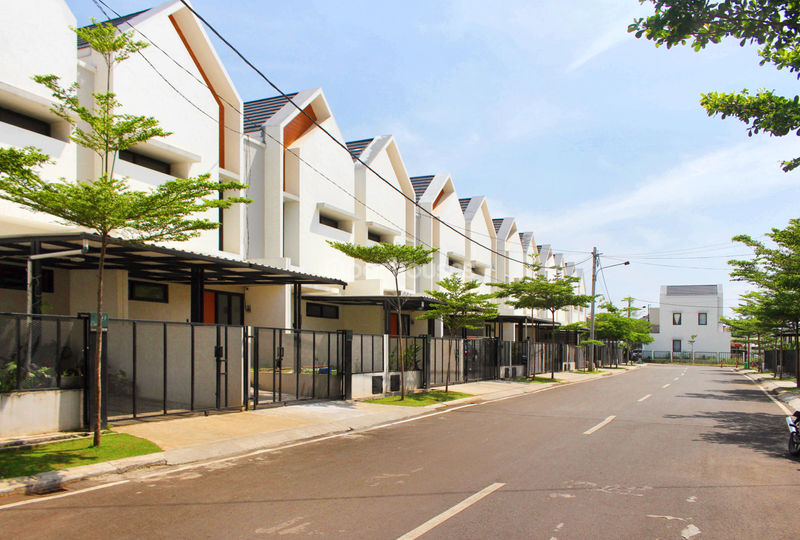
346,138,374,161
409,175,434,201
243,93,299,133
77,10,149,49
459,197,472,213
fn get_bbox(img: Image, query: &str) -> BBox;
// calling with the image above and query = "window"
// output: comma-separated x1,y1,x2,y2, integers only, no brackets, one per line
698,312,707,325
0,263,54,292
367,230,382,243
214,291,243,325
306,302,339,319
447,257,463,269
672,339,682,353
119,149,171,175
0,105,51,137
472,265,485,276
319,214,340,230
672,312,682,326
129,280,168,303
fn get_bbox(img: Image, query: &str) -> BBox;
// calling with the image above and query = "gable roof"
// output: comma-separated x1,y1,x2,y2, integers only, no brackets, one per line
243,93,299,133
492,218,504,233
459,197,472,214
77,9,150,49
409,175,434,201
346,138,374,161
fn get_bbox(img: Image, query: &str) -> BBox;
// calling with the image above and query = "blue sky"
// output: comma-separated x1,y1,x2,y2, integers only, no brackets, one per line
65,0,800,315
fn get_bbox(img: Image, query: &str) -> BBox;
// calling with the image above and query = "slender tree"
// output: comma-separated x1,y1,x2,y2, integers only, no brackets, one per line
729,220,800,387
630,0,800,172
0,21,249,445
417,274,498,391
328,242,436,398
492,271,592,379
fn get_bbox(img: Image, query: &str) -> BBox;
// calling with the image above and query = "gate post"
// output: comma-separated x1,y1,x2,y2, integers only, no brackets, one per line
338,330,353,400
420,334,430,389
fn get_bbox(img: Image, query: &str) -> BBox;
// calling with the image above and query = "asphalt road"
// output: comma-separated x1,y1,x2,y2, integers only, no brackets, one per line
2,365,798,539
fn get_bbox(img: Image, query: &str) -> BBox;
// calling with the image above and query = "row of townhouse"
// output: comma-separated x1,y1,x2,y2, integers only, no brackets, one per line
0,0,587,344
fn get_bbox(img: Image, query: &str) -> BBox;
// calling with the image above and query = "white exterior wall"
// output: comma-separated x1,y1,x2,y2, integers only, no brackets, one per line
0,0,78,233
293,119,357,282
645,286,731,354
463,199,495,293
354,137,415,294
436,193,467,286
0,389,83,437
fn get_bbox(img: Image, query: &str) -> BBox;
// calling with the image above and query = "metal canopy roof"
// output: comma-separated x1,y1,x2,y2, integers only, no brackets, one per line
302,294,441,310
0,233,345,286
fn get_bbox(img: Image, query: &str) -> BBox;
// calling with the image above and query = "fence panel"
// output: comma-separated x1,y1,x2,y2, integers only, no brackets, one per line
388,336,424,372
429,337,462,387
352,333,383,374
0,313,86,393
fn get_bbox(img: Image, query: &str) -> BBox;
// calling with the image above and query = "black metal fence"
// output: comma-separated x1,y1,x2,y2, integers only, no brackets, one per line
388,336,425,371
251,327,344,407
352,333,384,374
764,349,797,378
428,337,462,386
104,319,246,420
0,313,87,393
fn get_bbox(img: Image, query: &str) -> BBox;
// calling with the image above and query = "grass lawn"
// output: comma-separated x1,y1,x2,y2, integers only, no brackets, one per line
365,390,471,407
578,370,605,375
513,376,562,383
0,433,161,479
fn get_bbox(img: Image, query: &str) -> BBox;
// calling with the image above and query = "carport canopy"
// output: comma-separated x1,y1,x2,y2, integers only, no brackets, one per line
0,233,345,321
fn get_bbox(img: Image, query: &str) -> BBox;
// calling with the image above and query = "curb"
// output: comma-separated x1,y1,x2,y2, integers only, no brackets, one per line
741,372,800,413
0,367,637,498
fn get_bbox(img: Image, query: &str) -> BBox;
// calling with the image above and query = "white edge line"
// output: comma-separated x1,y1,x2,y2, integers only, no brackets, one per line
583,415,616,435
396,482,505,540
742,374,792,415
637,394,652,402
0,480,129,511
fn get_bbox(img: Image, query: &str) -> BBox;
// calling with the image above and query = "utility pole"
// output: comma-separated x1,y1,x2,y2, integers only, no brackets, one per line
588,247,598,371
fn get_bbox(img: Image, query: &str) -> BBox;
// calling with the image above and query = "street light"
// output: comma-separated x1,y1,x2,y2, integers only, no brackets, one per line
588,250,629,371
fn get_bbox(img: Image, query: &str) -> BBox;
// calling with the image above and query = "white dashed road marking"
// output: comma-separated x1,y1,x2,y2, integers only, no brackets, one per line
662,384,671,389
583,416,616,435
397,483,505,540
638,394,652,402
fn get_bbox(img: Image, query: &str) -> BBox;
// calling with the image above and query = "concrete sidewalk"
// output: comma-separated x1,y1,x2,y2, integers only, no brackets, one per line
740,370,800,412
0,366,637,496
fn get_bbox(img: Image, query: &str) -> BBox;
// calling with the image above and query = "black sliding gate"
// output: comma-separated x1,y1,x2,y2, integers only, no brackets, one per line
464,338,499,382
250,327,345,408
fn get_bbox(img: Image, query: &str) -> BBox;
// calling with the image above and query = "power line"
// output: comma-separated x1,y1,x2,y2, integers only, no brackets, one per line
95,0,586,272
175,0,540,268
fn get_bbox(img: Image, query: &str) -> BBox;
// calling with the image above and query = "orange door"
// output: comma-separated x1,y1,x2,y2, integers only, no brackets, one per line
203,291,216,324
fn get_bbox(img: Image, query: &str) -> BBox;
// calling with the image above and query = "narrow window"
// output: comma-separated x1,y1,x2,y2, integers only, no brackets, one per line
0,105,51,136
367,230,382,243
306,302,339,319
119,149,171,174
472,265,485,276
319,214,340,230
698,312,707,325
0,263,54,292
672,339,682,353
672,312,682,326
129,280,169,303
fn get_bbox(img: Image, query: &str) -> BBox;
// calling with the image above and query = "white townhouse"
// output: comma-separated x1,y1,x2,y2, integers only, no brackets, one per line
519,232,539,277
0,1,343,324
644,284,731,356
458,196,496,289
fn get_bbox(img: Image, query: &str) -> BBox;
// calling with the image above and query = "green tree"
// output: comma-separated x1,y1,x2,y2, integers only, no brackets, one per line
417,274,499,391
492,271,592,379
729,219,800,386
328,242,436,398
0,21,249,446
722,291,778,369
630,0,800,171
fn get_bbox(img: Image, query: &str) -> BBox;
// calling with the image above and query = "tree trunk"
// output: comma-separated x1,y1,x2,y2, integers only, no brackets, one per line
445,335,452,393
795,321,799,389
393,272,405,400
93,237,107,447
550,310,556,380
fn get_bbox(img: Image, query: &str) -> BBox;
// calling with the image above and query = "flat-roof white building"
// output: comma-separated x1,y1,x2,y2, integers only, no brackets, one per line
644,284,731,356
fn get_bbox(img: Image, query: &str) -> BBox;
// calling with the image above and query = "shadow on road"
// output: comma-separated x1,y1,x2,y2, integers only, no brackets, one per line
678,388,768,402
665,410,786,458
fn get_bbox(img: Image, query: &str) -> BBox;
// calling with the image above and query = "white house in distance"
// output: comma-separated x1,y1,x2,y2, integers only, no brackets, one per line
643,284,731,357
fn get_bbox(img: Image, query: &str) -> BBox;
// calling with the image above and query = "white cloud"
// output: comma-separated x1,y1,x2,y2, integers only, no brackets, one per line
566,15,637,72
